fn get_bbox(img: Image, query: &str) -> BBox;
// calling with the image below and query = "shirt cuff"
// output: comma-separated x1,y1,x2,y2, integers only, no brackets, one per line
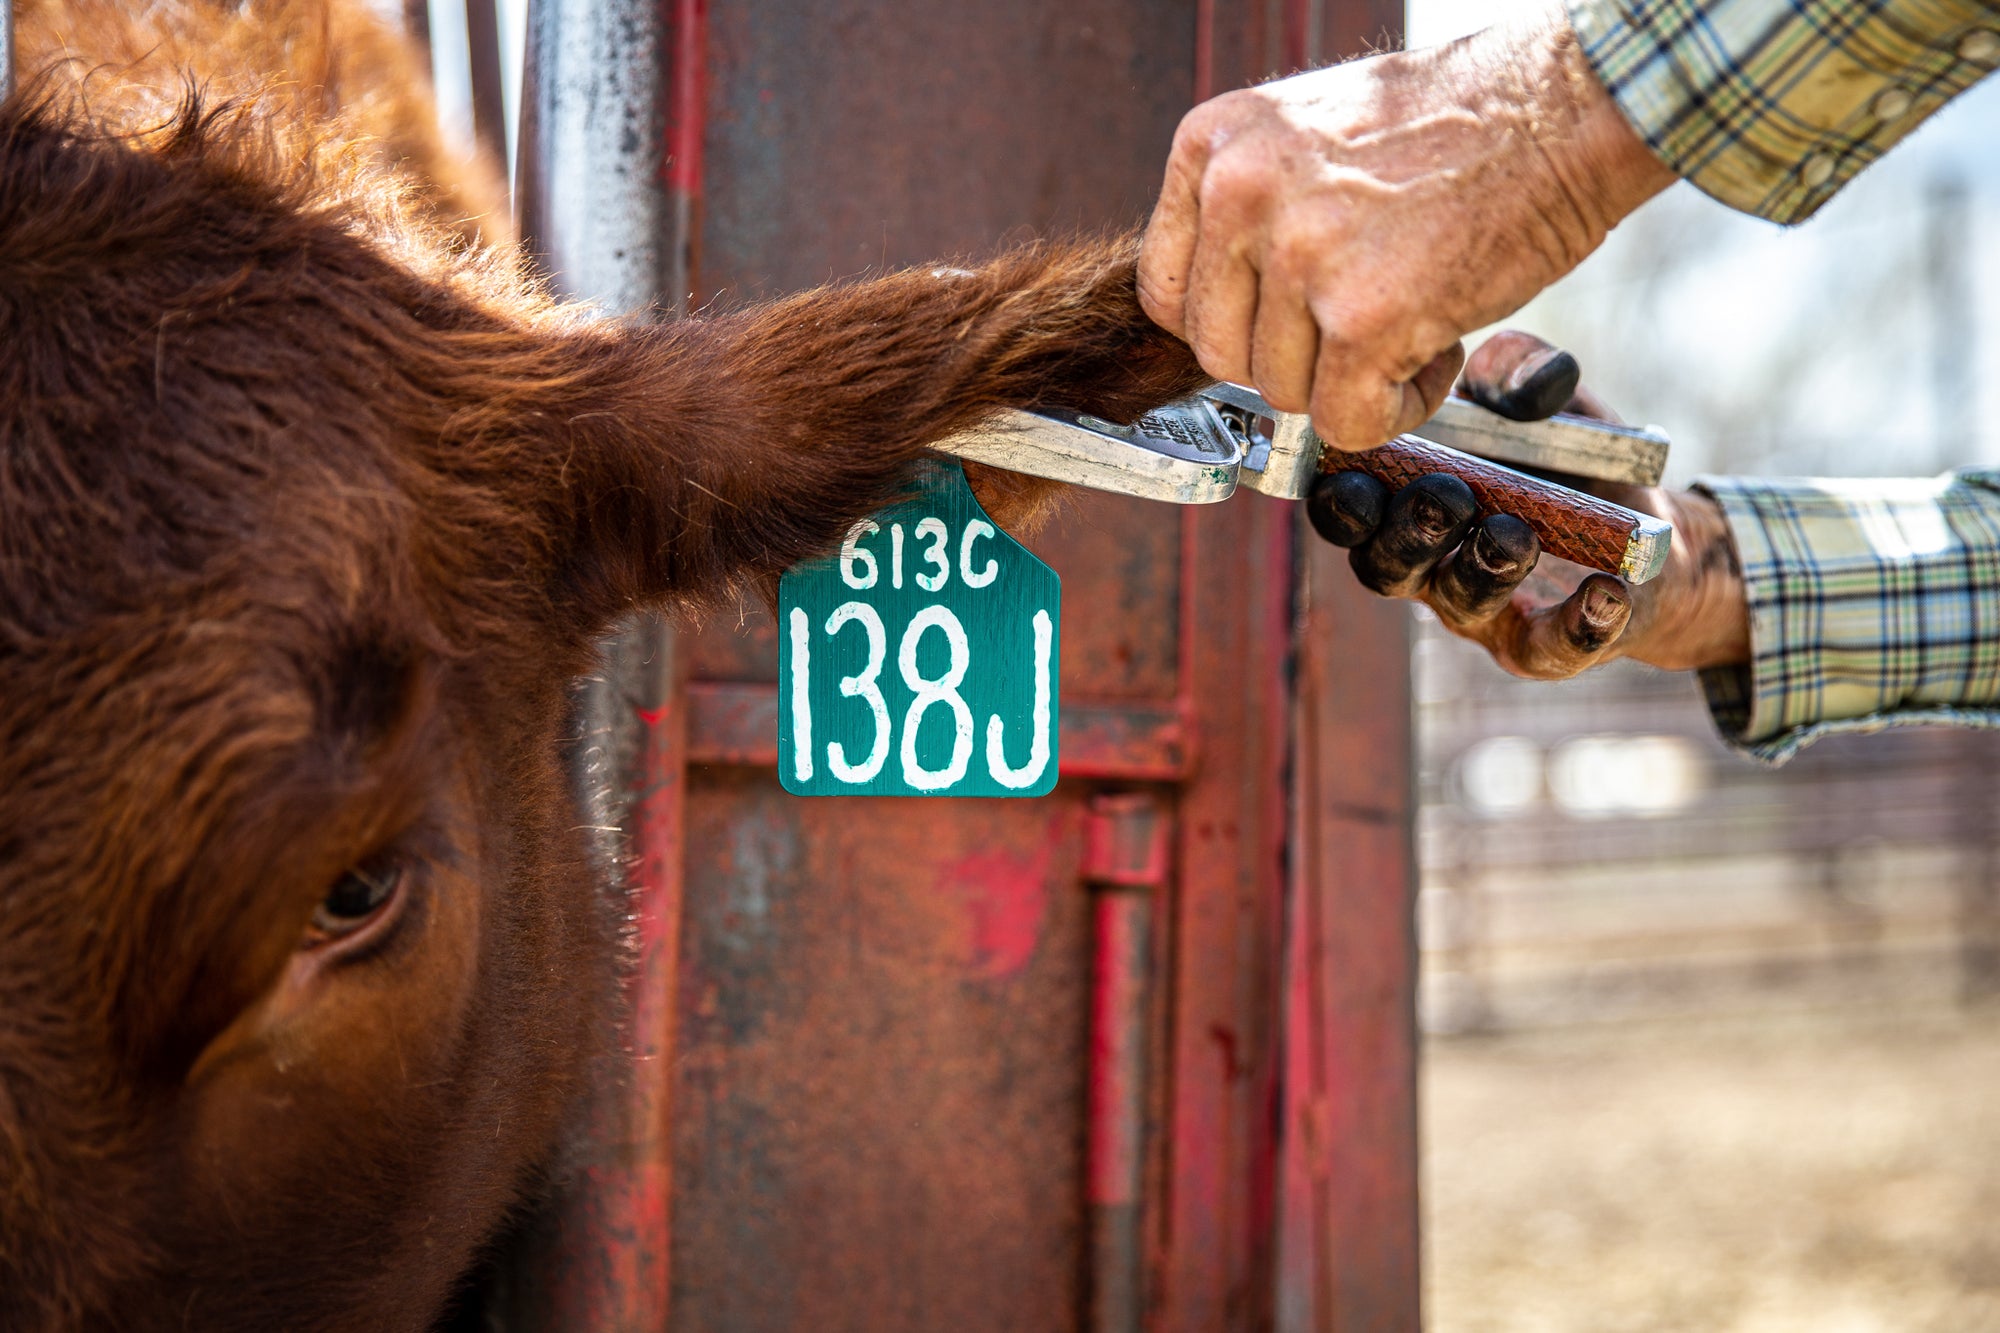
1692,472,2000,763
1567,0,2000,223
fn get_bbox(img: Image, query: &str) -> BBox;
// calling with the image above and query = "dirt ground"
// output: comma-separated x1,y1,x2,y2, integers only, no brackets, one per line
1423,1004,2000,1332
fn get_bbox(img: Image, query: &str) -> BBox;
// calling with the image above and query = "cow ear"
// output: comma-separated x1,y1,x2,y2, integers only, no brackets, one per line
450,233,1204,639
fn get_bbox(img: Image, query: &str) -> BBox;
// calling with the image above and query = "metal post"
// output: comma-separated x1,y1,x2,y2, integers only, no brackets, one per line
464,0,507,182
516,0,672,314
500,1,690,1328
1083,793,1174,1333
3,0,15,104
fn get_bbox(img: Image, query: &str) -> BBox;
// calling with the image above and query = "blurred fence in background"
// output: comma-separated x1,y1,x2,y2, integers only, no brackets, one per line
1399,9,2000,1323
1407,6,2000,1037
1414,618,2000,1033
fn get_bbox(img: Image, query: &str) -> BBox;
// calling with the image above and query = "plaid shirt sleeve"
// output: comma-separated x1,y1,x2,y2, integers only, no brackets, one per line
1566,0,2000,223
1691,472,2000,762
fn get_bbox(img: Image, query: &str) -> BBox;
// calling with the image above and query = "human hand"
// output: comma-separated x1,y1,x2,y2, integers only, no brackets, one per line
1137,0,1674,452
1305,331,1750,677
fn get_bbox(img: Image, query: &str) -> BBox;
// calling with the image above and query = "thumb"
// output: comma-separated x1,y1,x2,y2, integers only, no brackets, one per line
1458,331,1580,423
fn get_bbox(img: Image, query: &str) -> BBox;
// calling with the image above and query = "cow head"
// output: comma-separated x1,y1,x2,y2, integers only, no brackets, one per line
0,84,1204,1329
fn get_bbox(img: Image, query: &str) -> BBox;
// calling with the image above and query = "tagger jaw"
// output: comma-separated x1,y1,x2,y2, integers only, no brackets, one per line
935,398,1241,504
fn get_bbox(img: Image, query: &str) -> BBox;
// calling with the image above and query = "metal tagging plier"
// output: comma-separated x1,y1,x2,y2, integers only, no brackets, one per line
935,385,1675,583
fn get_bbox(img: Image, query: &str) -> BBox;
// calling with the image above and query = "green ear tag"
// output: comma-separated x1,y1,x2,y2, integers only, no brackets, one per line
779,461,1059,797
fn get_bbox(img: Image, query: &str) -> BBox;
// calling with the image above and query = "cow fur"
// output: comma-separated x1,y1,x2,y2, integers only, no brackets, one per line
0,1,1207,1327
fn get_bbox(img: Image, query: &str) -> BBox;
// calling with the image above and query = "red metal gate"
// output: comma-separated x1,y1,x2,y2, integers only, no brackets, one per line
497,2,1417,1329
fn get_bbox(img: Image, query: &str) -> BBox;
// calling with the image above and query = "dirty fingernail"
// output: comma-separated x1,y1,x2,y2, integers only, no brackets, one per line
1306,471,1388,548
1471,514,1537,573
1580,582,1625,627
1502,349,1581,421
1501,345,1549,388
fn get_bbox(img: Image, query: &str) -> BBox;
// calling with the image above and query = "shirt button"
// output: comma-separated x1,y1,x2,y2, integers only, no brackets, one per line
1958,29,2000,63
1871,86,1913,121
1801,153,1837,188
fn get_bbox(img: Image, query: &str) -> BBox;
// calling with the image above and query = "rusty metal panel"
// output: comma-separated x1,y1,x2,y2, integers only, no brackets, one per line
495,0,1419,1327
670,8,1210,1328
1282,565,1419,1332
673,780,1097,1330
695,0,1196,305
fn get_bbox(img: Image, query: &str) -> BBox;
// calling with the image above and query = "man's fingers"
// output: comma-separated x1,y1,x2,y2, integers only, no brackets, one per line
1309,341,1402,451
1249,281,1320,415
1313,342,1466,451
1348,473,1478,597
1180,232,1259,385
1391,343,1467,436
1429,514,1539,626
1305,471,1390,548
1504,573,1632,677
1135,127,1210,336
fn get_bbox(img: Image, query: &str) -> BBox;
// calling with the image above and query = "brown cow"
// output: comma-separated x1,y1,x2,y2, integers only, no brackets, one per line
0,2,1205,1327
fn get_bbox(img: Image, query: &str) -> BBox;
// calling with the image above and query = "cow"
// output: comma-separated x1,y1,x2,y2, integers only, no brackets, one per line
0,1,1206,1326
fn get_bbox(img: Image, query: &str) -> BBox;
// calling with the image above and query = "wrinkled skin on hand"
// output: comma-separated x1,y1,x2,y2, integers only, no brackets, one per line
1307,330,1752,678
1137,0,1674,451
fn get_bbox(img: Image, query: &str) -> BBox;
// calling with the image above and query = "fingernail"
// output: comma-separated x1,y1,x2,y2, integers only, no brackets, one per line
1407,494,1447,535
1503,349,1581,420
1475,514,1538,571
1580,583,1624,626
1467,526,1506,572
1505,347,1563,394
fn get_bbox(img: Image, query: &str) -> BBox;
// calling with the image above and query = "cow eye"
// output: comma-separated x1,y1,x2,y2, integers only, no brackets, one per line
309,863,404,940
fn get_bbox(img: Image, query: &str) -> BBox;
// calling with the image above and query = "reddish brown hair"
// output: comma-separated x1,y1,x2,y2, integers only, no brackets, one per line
0,3,1202,1328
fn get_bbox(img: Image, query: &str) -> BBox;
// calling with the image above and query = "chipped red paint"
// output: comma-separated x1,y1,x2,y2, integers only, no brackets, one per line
940,842,1056,980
